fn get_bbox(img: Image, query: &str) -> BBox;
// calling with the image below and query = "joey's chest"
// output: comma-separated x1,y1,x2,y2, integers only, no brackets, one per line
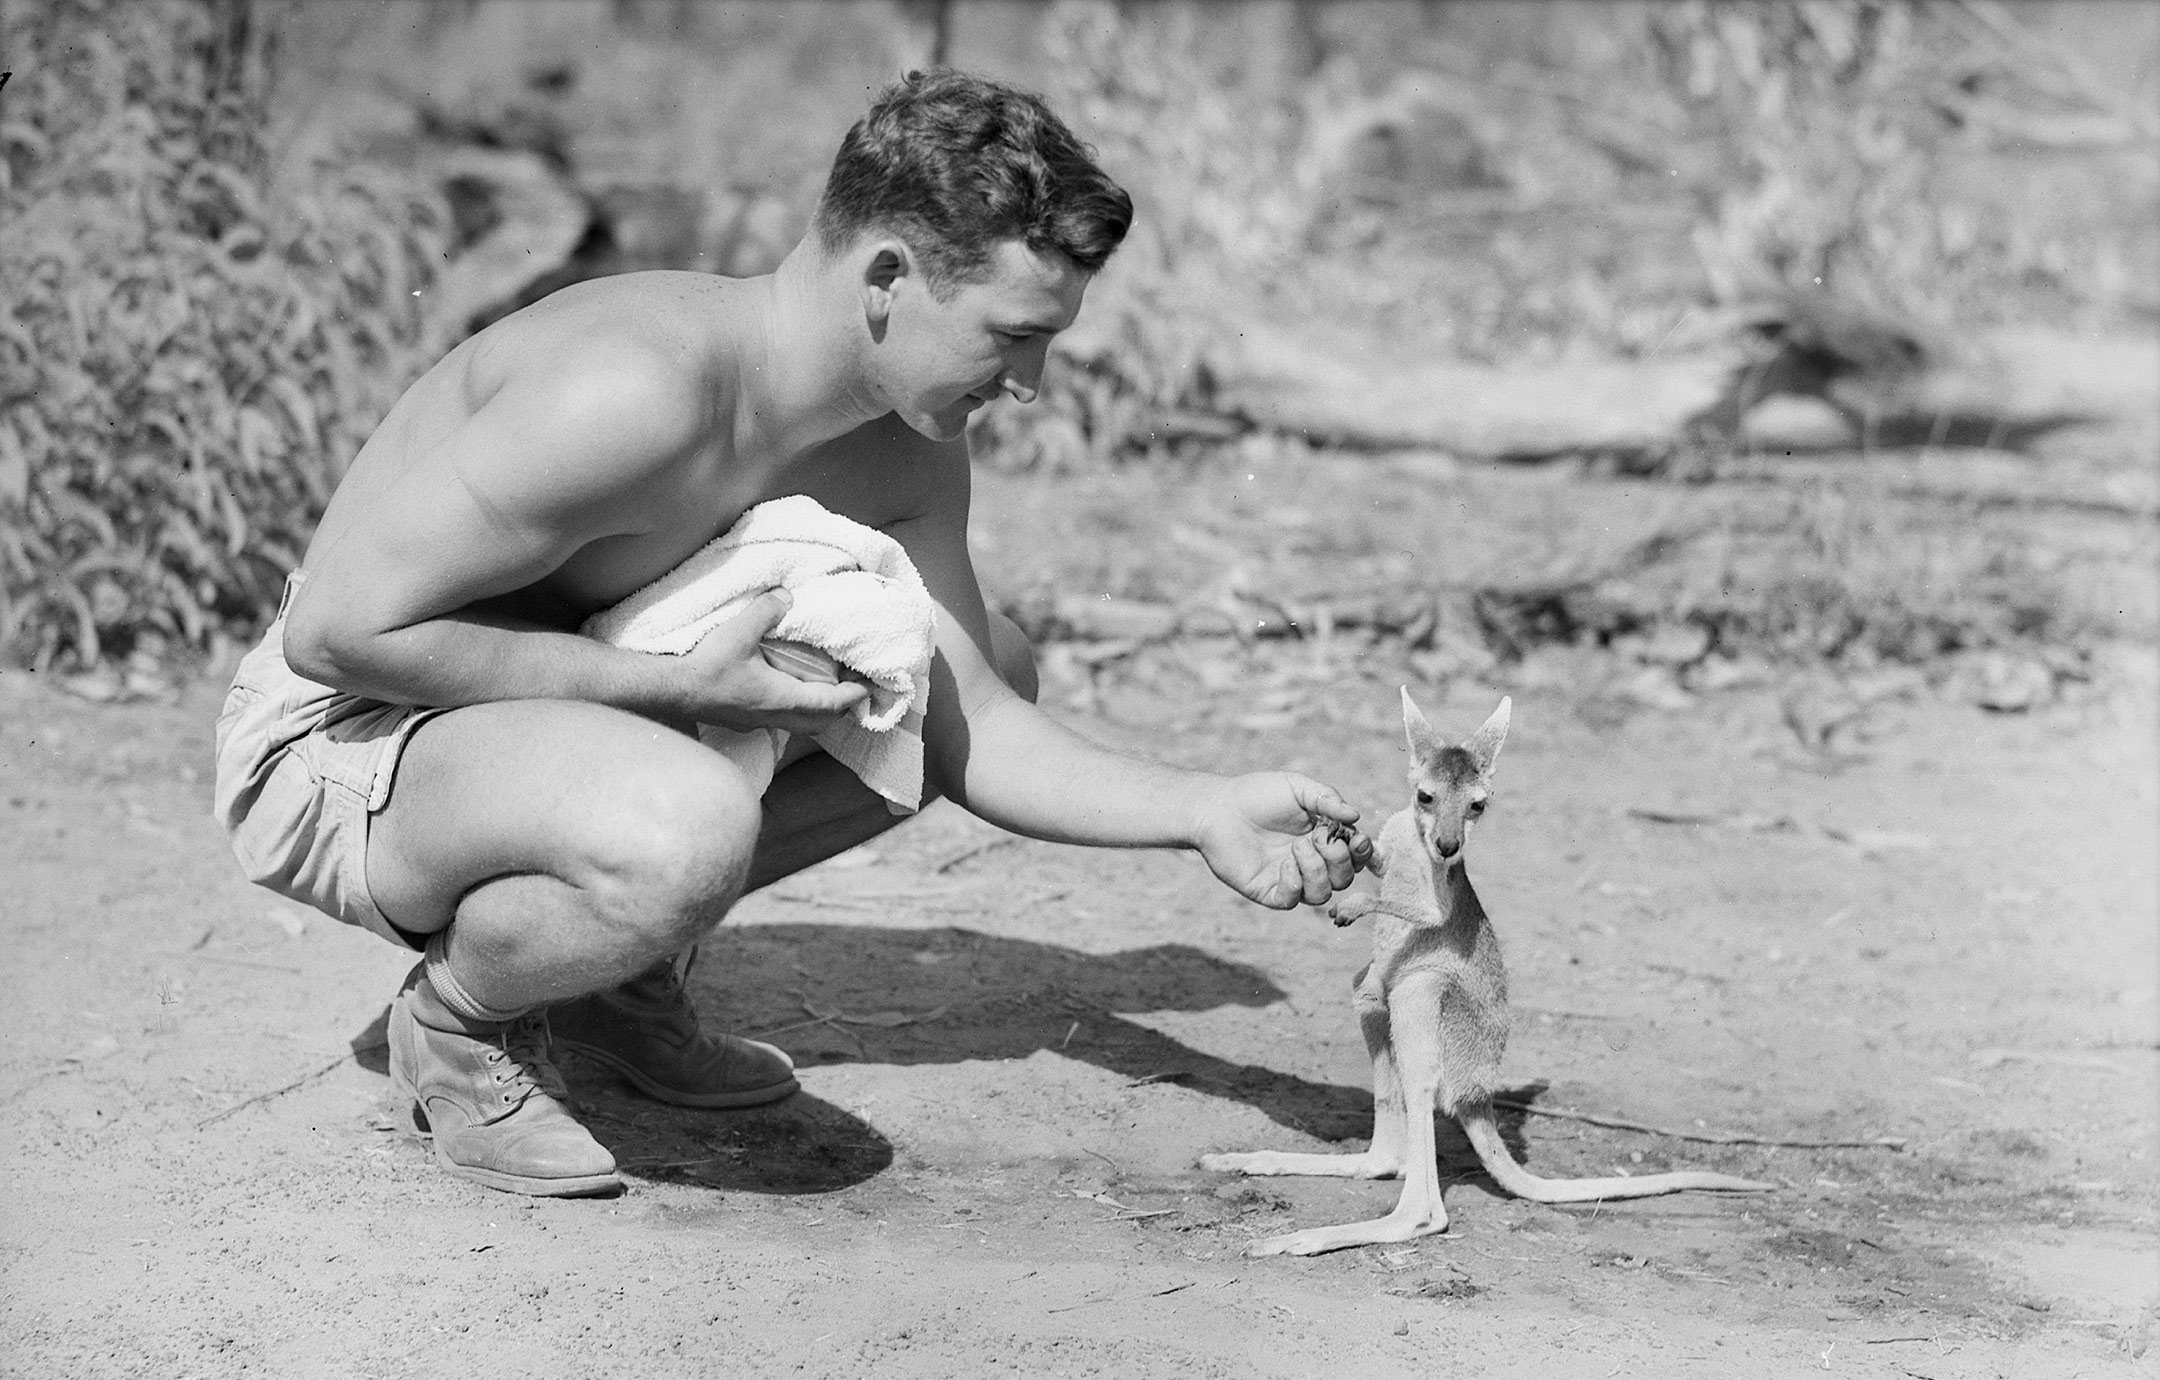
1369,913,1478,969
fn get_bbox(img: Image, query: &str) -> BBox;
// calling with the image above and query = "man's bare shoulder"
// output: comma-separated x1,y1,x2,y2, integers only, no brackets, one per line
407,272,765,491
466,272,746,406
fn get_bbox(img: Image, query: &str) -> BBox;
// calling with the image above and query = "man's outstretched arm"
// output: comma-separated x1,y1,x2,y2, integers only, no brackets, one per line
891,437,1366,909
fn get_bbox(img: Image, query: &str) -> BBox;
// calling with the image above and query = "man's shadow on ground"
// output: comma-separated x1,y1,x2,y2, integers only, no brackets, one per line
353,921,1396,1196
348,924,1565,1197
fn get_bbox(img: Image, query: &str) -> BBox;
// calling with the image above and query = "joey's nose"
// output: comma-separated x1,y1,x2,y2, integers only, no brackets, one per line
999,373,1038,404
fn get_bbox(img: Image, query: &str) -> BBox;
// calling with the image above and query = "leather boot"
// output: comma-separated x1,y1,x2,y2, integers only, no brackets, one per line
388,979,621,1197
550,953,798,1109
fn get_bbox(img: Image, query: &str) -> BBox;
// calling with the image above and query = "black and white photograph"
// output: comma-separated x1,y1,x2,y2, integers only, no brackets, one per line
2,1,2155,1375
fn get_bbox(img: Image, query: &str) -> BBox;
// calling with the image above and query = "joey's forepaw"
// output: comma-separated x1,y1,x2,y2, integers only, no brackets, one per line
1326,896,1372,928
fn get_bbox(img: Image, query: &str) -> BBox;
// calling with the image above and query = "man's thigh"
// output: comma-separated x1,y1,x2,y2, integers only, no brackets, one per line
366,699,765,937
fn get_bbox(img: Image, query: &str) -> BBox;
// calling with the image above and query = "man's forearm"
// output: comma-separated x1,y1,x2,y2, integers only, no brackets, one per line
939,695,1222,850
289,609,691,718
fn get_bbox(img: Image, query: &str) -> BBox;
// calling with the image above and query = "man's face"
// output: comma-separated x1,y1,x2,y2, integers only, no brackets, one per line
878,240,1089,442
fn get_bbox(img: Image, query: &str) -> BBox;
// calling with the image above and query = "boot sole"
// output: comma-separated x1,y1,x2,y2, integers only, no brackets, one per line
389,1063,623,1198
552,1038,801,1109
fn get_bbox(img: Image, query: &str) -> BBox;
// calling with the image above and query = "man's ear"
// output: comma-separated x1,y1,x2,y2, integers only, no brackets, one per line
861,240,912,330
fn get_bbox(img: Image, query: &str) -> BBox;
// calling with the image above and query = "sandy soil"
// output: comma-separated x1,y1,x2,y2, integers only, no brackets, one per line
3,464,2156,1379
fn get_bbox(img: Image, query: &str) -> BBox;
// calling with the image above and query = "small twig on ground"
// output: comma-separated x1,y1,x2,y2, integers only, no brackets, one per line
1642,962,1731,985
747,996,948,1041
1517,1004,1629,1022
1123,1070,1187,1088
1045,1280,1195,1314
1492,1098,1907,1151
932,835,1019,874
619,1156,730,1171
197,1050,357,1128
182,952,303,974
1865,1337,1938,1345
762,891,888,913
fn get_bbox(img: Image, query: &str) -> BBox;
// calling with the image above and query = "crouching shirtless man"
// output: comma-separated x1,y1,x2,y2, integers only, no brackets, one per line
213,70,1368,1197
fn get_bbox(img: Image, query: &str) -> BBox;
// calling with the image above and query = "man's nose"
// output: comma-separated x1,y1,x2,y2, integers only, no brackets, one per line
999,338,1050,403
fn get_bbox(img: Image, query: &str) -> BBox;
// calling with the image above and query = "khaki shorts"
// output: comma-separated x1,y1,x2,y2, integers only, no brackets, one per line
212,576,447,949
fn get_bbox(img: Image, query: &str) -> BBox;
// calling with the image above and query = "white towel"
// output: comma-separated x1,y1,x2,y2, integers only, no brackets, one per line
581,495,939,813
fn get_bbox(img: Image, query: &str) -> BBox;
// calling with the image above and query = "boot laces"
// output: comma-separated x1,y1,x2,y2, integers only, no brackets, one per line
490,1011,573,1103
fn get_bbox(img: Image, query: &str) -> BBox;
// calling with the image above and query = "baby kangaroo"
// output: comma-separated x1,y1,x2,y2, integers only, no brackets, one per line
1203,691,1771,1257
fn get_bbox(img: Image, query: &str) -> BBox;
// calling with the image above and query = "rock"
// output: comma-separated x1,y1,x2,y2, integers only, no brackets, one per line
1955,650,2057,713
1213,319,1742,460
1613,622,1713,668
1740,395,1857,451
1048,595,1179,642
1616,665,1696,712
419,145,591,352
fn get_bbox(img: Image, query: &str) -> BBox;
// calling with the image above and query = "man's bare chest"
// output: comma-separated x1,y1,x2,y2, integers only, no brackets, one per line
535,440,926,622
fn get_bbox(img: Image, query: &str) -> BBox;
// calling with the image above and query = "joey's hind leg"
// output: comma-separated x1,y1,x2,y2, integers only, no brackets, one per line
1200,986,1403,1181
1247,974,1452,1256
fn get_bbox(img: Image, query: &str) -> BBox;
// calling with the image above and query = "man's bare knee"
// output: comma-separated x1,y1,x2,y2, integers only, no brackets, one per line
583,761,762,948
989,611,1039,704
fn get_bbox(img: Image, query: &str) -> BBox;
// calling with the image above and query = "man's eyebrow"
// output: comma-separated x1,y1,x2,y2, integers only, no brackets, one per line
998,319,1064,335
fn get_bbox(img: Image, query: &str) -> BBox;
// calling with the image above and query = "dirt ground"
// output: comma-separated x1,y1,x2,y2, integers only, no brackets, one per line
3,454,2157,1379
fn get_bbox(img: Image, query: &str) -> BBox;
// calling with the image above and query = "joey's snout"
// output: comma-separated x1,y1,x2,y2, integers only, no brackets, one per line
1419,812,1470,865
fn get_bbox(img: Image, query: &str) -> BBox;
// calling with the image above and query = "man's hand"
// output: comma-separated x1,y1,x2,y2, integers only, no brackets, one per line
1190,773,1371,910
677,589,871,734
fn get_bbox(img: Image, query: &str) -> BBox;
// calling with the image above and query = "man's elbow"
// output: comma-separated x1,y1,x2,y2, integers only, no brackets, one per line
278,601,361,689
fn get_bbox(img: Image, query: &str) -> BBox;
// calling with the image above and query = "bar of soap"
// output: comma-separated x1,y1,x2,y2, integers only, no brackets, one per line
759,638,842,684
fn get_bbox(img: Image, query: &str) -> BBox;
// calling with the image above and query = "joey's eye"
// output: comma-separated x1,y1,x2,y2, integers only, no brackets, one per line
1467,799,1487,816
1415,790,1434,806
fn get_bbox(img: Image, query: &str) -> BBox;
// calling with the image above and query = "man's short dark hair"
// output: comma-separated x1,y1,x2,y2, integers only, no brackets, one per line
813,69,1132,286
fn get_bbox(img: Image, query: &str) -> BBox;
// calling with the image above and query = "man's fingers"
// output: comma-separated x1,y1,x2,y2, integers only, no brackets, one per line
764,678,870,732
1317,829,1358,891
741,587,795,637
1291,778,1358,826
790,679,870,713
1291,833,1331,906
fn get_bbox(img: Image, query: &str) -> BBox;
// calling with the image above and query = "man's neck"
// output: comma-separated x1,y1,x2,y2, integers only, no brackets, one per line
731,249,886,461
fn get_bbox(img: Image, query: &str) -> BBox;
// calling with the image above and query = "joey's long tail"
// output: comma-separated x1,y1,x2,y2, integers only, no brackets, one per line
1460,1104,1774,1201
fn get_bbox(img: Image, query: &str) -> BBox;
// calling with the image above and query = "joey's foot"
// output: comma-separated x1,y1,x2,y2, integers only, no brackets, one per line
1247,1214,1450,1257
1201,1149,1401,1180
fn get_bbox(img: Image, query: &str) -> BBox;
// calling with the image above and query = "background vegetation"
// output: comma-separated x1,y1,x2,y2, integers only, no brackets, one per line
0,0,443,681
1,0,2151,699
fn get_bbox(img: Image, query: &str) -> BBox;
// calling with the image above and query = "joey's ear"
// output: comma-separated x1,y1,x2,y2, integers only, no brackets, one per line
1463,696,1511,776
1400,686,1444,760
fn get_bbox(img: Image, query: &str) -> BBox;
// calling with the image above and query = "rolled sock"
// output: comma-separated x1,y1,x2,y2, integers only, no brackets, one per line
420,932,528,1026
